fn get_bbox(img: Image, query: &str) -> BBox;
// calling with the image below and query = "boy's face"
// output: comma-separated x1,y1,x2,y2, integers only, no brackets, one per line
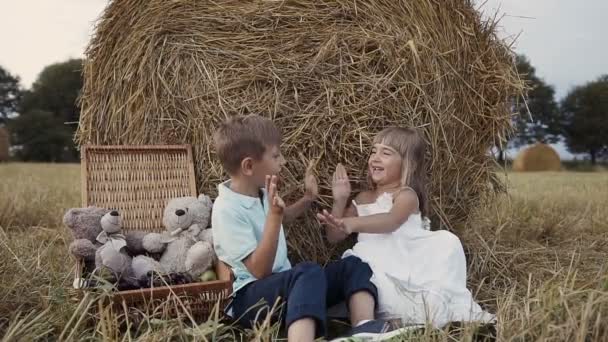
251,145,285,187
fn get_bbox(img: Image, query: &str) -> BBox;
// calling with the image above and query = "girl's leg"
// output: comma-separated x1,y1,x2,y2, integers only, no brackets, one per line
349,291,375,325
324,256,378,326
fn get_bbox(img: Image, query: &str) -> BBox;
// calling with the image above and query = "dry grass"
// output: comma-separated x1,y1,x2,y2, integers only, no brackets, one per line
76,0,524,263
1,163,607,340
0,163,80,229
461,172,608,340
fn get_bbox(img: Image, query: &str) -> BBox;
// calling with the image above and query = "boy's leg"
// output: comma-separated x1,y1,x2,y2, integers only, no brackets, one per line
232,262,328,338
324,256,378,326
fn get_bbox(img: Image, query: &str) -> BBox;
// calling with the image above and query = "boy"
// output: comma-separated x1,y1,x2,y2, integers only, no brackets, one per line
212,115,396,341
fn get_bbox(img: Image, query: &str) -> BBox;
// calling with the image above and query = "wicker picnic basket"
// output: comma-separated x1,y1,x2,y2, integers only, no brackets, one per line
74,145,232,321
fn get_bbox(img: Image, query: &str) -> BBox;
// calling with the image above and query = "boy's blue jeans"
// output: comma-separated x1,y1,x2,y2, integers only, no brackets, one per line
231,256,378,337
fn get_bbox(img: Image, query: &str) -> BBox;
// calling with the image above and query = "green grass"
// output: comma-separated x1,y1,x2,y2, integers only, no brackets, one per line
1,162,607,341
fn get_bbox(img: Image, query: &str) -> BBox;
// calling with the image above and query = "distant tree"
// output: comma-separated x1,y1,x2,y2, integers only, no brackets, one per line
20,59,83,123
9,109,73,162
512,55,561,147
494,55,561,163
12,59,83,161
561,75,608,165
0,65,21,120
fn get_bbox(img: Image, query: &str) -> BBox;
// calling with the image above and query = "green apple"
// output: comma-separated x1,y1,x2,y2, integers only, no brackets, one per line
199,270,217,282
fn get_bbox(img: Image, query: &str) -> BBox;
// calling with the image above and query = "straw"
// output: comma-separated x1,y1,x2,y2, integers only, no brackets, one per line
77,0,524,262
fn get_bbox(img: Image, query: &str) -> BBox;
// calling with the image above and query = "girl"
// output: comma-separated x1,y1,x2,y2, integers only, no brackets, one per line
318,127,495,328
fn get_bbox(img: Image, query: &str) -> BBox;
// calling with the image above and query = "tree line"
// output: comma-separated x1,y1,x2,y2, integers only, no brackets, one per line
0,56,606,163
507,55,607,165
1,59,81,162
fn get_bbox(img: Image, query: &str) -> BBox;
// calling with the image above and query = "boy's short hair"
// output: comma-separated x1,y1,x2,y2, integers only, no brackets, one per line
213,115,282,175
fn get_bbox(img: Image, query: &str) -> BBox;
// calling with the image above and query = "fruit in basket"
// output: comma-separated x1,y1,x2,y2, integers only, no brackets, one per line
199,270,217,282
138,271,196,288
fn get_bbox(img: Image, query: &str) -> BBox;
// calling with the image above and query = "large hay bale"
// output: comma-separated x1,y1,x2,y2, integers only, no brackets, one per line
77,0,523,262
512,143,561,172
0,126,9,162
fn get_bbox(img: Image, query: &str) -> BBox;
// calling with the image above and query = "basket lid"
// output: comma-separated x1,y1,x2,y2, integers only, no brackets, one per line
81,145,197,233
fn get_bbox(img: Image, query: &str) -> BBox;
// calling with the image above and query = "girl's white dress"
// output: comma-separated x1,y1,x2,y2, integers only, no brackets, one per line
343,192,495,327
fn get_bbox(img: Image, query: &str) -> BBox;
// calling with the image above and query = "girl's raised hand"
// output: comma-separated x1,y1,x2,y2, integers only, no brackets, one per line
332,163,351,202
317,209,351,234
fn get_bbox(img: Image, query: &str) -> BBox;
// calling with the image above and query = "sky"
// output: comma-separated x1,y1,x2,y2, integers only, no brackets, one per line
0,0,107,87
0,0,606,159
479,0,608,100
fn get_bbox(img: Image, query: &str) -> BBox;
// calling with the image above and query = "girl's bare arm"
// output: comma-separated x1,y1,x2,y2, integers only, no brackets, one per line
326,195,359,244
343,190,418,234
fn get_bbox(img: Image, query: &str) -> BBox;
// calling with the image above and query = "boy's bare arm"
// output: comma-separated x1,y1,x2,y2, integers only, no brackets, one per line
283,162,318,223
283,196,313,223
243,175,285,279
243,212,282,279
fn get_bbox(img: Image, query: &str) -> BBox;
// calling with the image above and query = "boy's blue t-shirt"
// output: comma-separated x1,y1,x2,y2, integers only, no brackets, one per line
212,180,292,293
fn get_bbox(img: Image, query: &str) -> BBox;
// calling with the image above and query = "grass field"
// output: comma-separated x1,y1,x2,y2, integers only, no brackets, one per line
0,163,607,341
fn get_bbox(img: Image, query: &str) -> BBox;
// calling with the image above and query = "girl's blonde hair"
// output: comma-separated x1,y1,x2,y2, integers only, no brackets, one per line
369,127,428,216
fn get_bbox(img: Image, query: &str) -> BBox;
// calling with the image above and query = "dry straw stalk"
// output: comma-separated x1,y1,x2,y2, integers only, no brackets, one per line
77,0,524,262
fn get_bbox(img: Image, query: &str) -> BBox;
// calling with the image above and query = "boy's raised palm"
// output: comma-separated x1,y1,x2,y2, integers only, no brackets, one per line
332,163,351,202
265,175,285,215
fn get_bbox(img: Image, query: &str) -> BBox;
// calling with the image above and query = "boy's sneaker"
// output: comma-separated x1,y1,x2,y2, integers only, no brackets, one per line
330,319,422,341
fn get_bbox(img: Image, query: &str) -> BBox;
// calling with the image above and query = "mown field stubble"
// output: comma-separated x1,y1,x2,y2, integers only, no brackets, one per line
1,163,607,341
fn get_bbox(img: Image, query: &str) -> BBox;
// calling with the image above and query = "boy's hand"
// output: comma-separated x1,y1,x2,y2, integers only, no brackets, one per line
332,163,351,203
304,160,318,201
266,175,285,216
317,209,352,234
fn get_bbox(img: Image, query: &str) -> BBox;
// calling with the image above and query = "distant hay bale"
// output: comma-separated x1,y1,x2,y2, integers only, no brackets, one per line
513,143,561,172
0,126,9,162
77,0,523,262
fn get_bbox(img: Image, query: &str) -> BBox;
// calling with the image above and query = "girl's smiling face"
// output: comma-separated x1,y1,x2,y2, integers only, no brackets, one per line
368,143,402,186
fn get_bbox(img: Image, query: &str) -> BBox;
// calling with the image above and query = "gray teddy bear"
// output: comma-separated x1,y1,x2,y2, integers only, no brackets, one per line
65,207,147,263
65,206,109,274
134,195,217,280
94,211,133,279
65,208,141,288
65,195,217,289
